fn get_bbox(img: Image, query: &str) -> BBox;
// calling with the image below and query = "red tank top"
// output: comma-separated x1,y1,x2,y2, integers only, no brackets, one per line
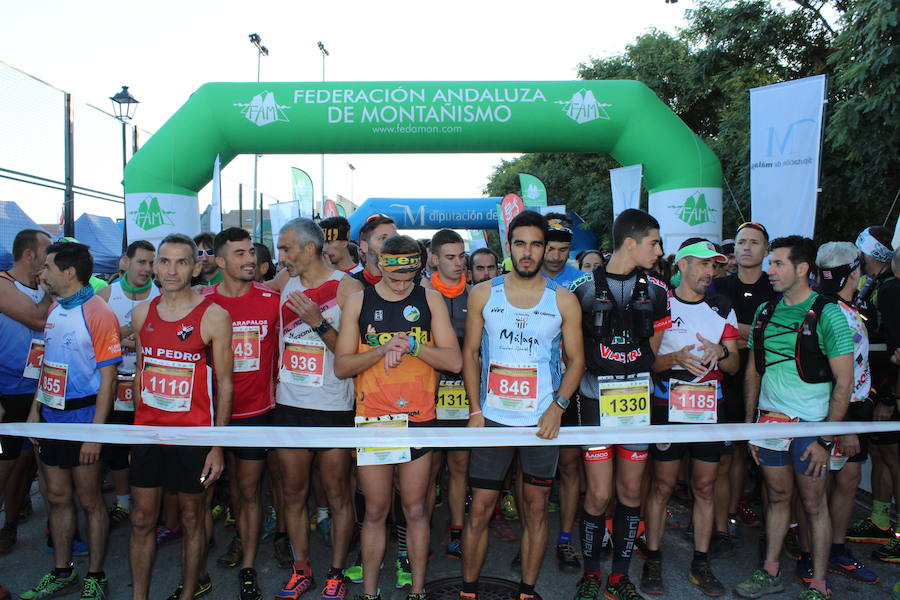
202,282,279,418
135,296,214,427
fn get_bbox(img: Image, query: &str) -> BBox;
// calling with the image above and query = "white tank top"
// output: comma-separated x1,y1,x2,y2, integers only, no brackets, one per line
106,280,160,374
480,277,563,426
277,270,353,411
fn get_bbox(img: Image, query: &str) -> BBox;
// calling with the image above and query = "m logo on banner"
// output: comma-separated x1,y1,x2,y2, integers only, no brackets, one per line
767,118,816,157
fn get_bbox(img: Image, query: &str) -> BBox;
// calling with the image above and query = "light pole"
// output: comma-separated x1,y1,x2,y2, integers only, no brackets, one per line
347,163,355,205
318,41,329,218
110,85,139,250
249,33,269,235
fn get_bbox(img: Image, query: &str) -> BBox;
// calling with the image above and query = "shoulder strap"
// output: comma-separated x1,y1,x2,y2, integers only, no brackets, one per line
752,299,779,375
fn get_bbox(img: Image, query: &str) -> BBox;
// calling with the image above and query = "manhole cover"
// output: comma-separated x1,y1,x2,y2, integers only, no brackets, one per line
426,577,539,600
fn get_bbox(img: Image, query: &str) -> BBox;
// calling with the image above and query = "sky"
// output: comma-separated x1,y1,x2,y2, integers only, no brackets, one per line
1,0,697,225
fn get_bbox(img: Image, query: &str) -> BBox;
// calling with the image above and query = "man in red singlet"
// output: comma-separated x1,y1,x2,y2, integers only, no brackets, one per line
202,227,280,600
129,233,234,600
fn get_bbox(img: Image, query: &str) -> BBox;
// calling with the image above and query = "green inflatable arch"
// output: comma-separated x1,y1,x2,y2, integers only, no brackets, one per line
124,81,722,248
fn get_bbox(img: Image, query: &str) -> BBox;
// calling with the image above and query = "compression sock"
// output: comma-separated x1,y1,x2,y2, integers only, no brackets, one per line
610,504,641,576
580,510,605,573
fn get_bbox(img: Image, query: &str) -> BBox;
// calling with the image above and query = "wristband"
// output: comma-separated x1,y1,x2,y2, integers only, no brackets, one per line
719,343,730,360
407,337,421,357
469,410,482,417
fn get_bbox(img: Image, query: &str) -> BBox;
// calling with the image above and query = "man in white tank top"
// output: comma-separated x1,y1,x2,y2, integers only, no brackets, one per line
96,240,158,528
461,210,585,600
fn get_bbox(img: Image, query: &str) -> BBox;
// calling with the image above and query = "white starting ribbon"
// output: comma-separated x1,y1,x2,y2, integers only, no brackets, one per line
0,421,898,448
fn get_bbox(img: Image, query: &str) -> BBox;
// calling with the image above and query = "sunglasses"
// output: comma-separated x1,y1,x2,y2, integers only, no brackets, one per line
197,248,215,257
365,213,390,223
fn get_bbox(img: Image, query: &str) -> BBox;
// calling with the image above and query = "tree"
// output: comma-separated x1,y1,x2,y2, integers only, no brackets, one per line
484,0,898,243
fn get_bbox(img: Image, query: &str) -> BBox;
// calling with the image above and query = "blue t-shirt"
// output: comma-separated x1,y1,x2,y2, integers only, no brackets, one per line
544,264,583,289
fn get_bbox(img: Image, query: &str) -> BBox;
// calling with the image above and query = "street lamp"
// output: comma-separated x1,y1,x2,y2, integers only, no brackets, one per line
318,41,329,218
250,33,269,235
347,163,355,204
110,86,139,249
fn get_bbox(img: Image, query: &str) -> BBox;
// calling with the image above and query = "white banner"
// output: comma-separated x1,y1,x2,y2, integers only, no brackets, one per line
269,201,299,252
125,192,200,249
750,75,827,240
210,155,222,233
0,421,897,448
610,164,642,224
649,187,723,253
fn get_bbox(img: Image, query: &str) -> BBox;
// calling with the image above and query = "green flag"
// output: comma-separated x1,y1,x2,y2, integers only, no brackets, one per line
336,204,347,217
519,173,547,207
291,168,314,218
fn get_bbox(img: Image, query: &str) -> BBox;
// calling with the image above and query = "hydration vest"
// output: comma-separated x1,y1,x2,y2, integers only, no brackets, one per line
591,265,654,345
752,295,833,384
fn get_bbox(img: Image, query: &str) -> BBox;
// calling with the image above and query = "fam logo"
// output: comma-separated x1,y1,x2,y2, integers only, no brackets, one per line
129,195,176,231
669,192,717,227
555,89,612,124
235,91,290,127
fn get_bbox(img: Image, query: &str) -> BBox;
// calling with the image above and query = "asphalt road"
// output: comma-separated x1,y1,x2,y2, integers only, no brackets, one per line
1,477,897,600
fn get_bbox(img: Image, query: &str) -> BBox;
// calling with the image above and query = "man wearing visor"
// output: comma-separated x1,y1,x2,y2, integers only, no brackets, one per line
542,213,583,288
641,239,740,597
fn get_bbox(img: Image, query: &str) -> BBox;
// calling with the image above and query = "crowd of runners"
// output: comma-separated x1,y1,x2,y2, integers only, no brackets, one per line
0,208,898,600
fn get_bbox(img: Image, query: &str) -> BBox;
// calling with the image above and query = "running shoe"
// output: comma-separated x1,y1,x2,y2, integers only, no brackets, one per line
108,504,130,529
737,499,760,527
343,553,364,584
211,503,226,522
489,513,517,542
320,573,349,600
783,527,801,560
604,575,644,600
634,533,648,559
709,532,736,560
445,538,463,560
355,595,380,600
458,593,477,600
640,558,663,595
573,573,602,600
79,575,108,600
20,570,79,600
239,568,262,600
18,496,34,522
847,518,893,544
795,556,813,584
217,535,243,568
262,506,278,541
276,569,315,600
510,551,521,573
274,535,294,569
0,526,16,554
873,535,900,563
225,507,236,530
689,561,725,597
164,575,213,600
407,594,427,600
155,525,182,546
395,553,412,589
548,500,560,513
829,548,879,583
500,493,519,520
733,569,783,599
556,542,581,573
727,514,740,541
434,484,444,509
892,580,900,600
798,589,829,600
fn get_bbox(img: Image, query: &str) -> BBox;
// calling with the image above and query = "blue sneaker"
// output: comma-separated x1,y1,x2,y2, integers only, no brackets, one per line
796,556,813,584
44,537,89,556
829,549,880,584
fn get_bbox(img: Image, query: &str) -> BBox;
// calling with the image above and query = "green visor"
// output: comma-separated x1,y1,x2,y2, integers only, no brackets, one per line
675,240,727,264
